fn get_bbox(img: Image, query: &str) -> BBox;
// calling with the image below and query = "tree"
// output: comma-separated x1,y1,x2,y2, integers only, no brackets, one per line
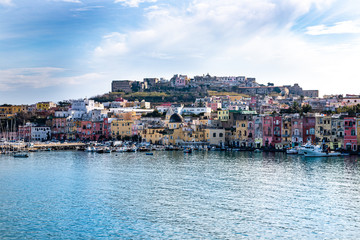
301,104,312,113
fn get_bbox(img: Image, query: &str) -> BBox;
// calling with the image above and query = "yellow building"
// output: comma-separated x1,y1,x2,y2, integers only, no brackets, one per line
281,116,292,147
315,115,332,143
235,120,248,147
205,128,225,146
11,105,27,114
111,120,134,139
217,110,229,121
0,105,12,118
140,127,165,144
36,102,57,111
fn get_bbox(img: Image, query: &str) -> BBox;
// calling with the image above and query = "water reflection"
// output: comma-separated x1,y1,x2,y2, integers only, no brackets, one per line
0,151,360,239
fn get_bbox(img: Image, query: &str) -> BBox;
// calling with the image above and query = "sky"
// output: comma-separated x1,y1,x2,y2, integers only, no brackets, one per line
1,0,360,104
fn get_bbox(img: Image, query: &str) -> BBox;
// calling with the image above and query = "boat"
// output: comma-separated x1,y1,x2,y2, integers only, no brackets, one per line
96,147,111,153
138,146,150,152
254,149,262,153
145,152,154,155
13,152,29,158
303,145,341,157
286,148,298,154
85,146,96,152
297,143,316,155
184,148,192,153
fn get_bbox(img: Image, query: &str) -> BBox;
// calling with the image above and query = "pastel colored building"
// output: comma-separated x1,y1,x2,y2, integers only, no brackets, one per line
344,117,357,151
262,116,273,147
291,116,303,146
303,116,316,144
273,116,282,148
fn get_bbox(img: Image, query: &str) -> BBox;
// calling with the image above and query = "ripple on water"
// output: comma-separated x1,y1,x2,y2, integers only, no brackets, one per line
1,151,360,239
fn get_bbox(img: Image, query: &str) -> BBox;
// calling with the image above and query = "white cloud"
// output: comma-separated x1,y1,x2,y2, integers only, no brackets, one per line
92,0,360,95
94,32,128,57
0,0,12,6
114,0,157,8
0,68,102,91
306,20,360,35
54,0,82,3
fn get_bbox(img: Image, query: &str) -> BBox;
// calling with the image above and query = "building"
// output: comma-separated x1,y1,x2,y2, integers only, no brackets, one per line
31,126,51,141
291,115,303,146
303,116,316,144
330,115,344,150
111,120,134,139
262,116,273,147
170,74,189,88
112,80,133,93
36,102,57,111
344,117,357,151
204,128,225,147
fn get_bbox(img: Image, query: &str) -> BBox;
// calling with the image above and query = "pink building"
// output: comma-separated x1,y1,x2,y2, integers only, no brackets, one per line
207,102,222,111
171,74,188,88
79,121,103,141
52,117,67,140
103,118,111,139
262,116,273,147
344,117,357,151
18,125,32,141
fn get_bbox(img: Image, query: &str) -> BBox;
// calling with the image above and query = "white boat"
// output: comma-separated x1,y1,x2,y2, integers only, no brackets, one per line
303,145,341,157
85,146,96,152
286,148,298,154
298,143,316,155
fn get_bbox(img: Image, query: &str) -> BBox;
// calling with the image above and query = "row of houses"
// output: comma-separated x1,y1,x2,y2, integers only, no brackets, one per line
2,94,360,151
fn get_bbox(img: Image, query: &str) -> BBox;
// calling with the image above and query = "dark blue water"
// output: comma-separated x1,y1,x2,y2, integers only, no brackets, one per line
1,151,360,239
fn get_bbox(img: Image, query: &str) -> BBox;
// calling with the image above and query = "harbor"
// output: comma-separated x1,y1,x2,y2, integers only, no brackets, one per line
1,150,360,239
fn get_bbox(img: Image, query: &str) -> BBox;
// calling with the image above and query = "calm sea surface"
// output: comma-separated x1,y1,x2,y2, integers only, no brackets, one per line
1,151,360,239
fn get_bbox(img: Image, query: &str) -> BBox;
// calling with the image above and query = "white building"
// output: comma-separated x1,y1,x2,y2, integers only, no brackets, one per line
70,99,104,113
31,127,51,142
181,107,212,115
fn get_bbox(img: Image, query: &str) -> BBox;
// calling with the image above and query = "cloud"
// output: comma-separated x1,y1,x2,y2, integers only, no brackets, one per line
53,0,82,3
114,0,157,8
94,0,336,61
306,20,360,35
0,68,103,91
71,5,104,12
0,0,12,6
90,0,360,96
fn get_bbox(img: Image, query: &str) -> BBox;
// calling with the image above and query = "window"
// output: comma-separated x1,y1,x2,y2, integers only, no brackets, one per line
310,128,315,135
219,133,223,137
213,133,216,137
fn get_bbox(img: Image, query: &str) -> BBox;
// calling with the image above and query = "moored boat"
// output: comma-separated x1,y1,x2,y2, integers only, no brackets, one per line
303,145,341,157
184,148,192,153
13,152,29,158
286,148,298,154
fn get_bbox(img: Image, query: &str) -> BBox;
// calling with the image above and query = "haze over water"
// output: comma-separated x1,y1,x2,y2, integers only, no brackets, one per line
1,151,360,239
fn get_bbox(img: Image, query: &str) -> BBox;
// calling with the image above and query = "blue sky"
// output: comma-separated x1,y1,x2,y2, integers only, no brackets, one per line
1,0,360,104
